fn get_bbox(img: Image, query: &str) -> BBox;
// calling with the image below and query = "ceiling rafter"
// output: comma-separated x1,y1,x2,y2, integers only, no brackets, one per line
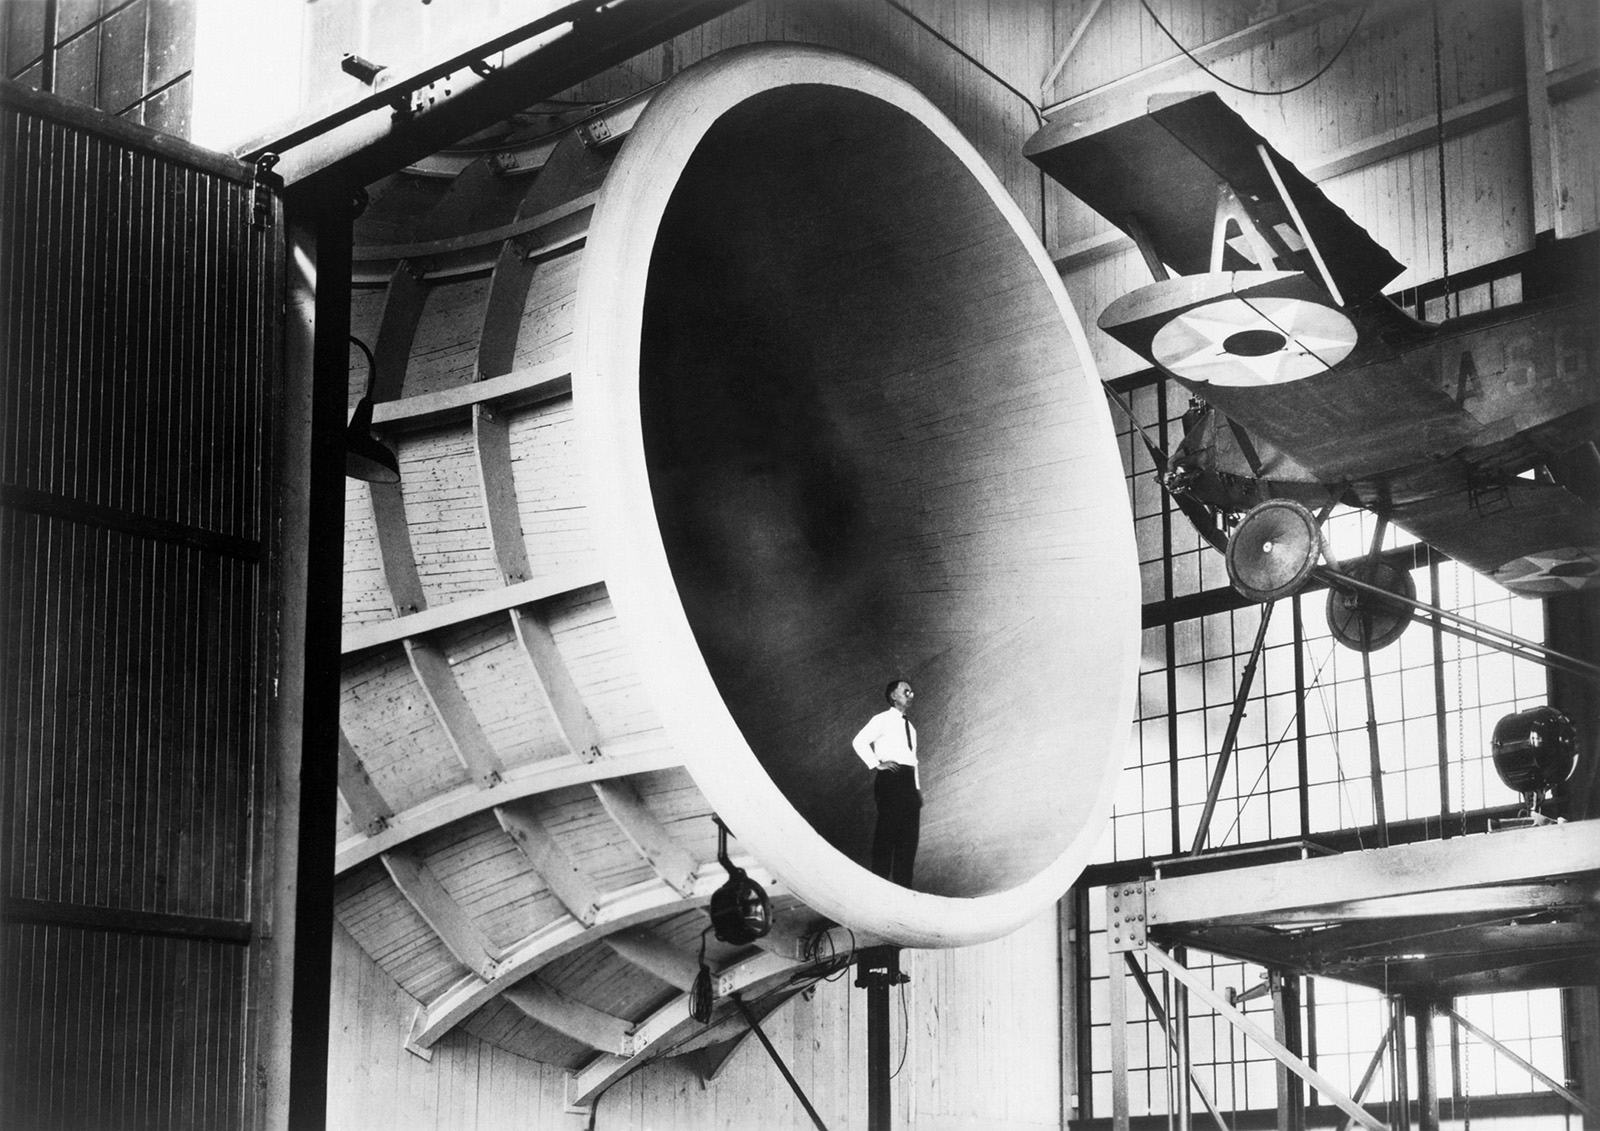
591,776,701,896
495,798,604,926
382,845,503,981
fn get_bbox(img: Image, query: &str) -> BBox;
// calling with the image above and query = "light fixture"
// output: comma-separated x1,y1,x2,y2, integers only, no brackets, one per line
346,336,401,483
1491,705,1578,820
708,816,770,945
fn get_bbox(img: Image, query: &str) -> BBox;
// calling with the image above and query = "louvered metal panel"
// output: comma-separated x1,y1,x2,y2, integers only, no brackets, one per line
0,83,284,1131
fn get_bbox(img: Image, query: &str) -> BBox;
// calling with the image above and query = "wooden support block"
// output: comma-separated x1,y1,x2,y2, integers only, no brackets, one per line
504,979,631,1054
591,777,698,895
404,637,505,787
495,800,603,926
337,729,393,836
383,847,501,981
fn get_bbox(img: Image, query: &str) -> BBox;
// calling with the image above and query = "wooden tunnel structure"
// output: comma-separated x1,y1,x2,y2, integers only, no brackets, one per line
334,44,1138,1097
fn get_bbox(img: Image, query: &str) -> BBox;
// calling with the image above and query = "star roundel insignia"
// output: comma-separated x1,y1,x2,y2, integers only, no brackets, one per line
1493,548,1600,595
1150,295,1358,387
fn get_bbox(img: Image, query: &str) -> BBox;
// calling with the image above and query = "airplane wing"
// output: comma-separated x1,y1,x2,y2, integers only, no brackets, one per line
1097,270,1482,484
1025,91,1404,303
1390,480,1600,595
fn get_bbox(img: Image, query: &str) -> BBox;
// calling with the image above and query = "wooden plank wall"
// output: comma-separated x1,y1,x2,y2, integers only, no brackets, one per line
0,89,282,1129
327,911,1061,1131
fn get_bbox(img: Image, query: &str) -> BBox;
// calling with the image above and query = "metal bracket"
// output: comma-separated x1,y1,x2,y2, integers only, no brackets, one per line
1106,883,1148,952
251,153,281,231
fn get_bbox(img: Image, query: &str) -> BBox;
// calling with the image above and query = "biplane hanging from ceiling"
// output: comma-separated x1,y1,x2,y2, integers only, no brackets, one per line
1025,91,1599,654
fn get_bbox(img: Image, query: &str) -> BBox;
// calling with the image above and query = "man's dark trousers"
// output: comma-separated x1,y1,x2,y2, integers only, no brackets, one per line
871,765,921,887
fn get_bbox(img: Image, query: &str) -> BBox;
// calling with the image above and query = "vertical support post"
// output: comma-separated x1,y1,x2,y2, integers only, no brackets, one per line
1409,999,1441,1131
1109,946,1131,1131
1392,997,1412,1131
1274,971,1306,1131
1174,947,1192,1131
270,188,352,1131
1060,894,1082,1127
1521,0,1555,236
856,947,905,1131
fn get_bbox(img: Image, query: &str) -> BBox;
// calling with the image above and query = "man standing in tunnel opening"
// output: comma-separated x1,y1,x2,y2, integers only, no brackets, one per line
852,678,921,887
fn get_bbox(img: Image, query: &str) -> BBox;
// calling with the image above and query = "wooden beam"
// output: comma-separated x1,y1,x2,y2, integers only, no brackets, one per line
337,729,394,836
591,777,700,895
335,743,682,874
403,637,506,787
474,401,532,583
354,195,597,267
371,359,571,434
372,262,427,401
382,847,501,981
1040,0,1108,99
503,979,631,1055
369,479,425,616
1522,0,1555,235
602,927,701,992
1144,822,1600,929
476,241,540,381
495,799,603,926
511,606,605,762
341,567,599,655
404,859,777,1053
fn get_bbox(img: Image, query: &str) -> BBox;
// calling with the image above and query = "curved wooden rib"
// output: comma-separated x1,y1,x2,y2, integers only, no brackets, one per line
372,262,427,401
336,743,679,875
591,777,700,896
404,859,782,1056
495,799,603,926
478,240,541,381
471,263,606,763
338,728,394,835
366,261,430,621
372,359,571,434
342,567,597,655
402,637,506,788
504,979,631,1055
382,846,501,981
352,193,597,284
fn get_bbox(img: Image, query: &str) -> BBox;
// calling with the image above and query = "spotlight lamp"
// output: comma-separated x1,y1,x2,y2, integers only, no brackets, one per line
708,816,771,946
1490,705,1578,822
346,336,401,484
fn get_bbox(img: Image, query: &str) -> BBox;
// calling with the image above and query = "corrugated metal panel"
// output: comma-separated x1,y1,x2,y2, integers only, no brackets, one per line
0,86,281,1131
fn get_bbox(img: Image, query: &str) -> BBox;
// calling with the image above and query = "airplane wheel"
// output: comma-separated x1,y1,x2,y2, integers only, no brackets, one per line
1225,499,1321,602
1326,561,1416,651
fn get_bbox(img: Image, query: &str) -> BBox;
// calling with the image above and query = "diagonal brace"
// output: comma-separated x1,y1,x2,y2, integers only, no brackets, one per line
1143,945,1390,1131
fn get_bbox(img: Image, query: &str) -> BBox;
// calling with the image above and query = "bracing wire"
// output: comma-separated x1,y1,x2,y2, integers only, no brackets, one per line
1139,0,1371,97
888,979,911,1080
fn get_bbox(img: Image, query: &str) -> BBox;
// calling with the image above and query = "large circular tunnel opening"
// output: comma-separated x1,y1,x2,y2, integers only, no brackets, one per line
636,80,1127,900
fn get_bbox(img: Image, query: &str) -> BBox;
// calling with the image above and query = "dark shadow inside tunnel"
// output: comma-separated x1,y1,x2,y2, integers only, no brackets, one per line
639,84,1106,897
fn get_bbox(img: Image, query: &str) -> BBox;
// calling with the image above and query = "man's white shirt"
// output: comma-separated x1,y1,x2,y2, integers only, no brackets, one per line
851,707,919,787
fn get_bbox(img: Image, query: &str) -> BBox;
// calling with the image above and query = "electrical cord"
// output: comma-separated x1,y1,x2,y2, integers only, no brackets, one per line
1139,0,1371,97
888,978,911,1080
